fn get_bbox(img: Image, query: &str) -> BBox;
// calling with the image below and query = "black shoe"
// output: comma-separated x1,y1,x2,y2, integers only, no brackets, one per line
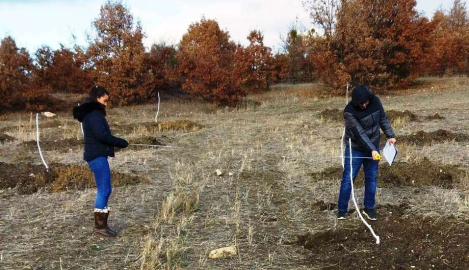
337,211,347,220
362,209,377,221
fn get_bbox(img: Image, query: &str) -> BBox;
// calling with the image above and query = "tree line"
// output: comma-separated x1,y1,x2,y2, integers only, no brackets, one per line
0,0,467,111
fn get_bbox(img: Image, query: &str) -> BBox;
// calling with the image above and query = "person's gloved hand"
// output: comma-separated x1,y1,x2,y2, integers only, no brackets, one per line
122,139,129,148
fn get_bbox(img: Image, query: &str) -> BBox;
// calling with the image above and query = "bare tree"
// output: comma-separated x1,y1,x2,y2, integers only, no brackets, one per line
303,0,341,38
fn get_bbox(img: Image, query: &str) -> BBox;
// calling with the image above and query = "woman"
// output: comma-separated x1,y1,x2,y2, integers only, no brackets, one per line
73,86,129,237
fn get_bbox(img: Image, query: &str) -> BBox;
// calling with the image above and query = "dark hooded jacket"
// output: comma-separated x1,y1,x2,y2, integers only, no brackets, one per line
73,101,128,161
343,86,395,152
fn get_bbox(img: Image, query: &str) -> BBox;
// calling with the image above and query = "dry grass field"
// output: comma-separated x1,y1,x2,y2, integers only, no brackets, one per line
0,76,468,269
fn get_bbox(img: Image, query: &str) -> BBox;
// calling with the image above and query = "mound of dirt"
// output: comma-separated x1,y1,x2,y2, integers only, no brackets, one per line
130,136,164,146
312,200,337,211
398,129,469,145
386,109,419,121
319,109,342,122
297,206,468,269
319,109,444,123
0,162,148,194
20,138,83,153
0,133,15,143
311,158,465,188
157,120,202,132
114,120,202,134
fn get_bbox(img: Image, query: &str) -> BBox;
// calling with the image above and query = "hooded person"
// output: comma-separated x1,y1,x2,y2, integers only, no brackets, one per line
73,86,129,237
337,85,396,220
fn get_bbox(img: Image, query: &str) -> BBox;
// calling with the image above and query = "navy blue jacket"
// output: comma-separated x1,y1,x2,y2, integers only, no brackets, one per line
343,86,395,152
73,101,128,161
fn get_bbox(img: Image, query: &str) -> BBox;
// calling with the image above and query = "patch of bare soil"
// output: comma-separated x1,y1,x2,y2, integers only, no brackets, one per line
297,205,469,269
0,133,15,143
114,120,202,134
320,109,343,122
0,162,148,194
311,158,466,188
157,120,202,132
398,129,469,145
319,109,444,122
20,138,83,153
130,136,164,146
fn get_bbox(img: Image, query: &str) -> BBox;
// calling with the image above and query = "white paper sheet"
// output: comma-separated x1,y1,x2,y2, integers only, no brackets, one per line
383,141,398,166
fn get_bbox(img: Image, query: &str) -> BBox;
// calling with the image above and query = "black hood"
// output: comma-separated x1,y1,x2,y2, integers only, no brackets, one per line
351,85,375,107
73,100,106,122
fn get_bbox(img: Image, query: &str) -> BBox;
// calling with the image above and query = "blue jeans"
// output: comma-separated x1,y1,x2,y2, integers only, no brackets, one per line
338,146,379,213
87,156,112,210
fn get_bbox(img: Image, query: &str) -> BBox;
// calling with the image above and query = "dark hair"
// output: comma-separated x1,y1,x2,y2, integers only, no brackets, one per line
89,86,109,102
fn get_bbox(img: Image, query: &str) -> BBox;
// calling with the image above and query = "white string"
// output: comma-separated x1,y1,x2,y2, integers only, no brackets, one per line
36,113,49,171
155,92,160,123
129,143,177,148
348,138,380,245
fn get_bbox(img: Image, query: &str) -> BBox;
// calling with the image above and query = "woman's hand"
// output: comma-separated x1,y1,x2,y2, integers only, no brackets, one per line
388,138,397,145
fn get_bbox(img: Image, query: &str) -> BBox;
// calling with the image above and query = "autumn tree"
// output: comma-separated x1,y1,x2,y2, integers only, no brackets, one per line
34,45,92,93
426,0,469,75
306,0,434,89
177,18,244,106
87,0,148,105
281,27,315,83
233,30,273,92
271,53,290,83
143,42,179,94
0,36,39,110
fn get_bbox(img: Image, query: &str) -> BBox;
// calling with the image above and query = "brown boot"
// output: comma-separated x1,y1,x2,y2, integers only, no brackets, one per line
104,211,118,235
94,212,117,237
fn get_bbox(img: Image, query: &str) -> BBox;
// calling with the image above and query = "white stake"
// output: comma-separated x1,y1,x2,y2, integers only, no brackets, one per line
36,113,49,171
78,103,84,136
155,92,160,123
348,138,380,245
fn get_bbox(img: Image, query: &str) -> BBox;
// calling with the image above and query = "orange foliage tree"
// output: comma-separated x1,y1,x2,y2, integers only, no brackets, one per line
143,43,179,94
0,36,45,111
177,18,244,106
233,30,273,93
281,28,315,83
34,45,92,93
87,0,149,105
425,0,469,75
305,0,435,89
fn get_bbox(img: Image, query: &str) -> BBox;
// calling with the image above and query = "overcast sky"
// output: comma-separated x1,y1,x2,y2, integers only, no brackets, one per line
0,0,458,53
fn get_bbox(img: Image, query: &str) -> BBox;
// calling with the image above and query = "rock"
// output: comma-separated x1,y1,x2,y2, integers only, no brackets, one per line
215,169,223,176
228,172,234,176
41,112,56,118
208,245,237,259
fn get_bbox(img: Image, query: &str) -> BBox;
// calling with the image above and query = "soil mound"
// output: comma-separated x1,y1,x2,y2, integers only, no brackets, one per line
0,162,148,194
130,137,164,146
312,200,337,211
398,129,469,145
297,206,468,269
20,138,83,153
311,158,465,188
114,120,202,134
0,133,15,143
157,120,202,132
319,109,342,122
319,109,444,123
